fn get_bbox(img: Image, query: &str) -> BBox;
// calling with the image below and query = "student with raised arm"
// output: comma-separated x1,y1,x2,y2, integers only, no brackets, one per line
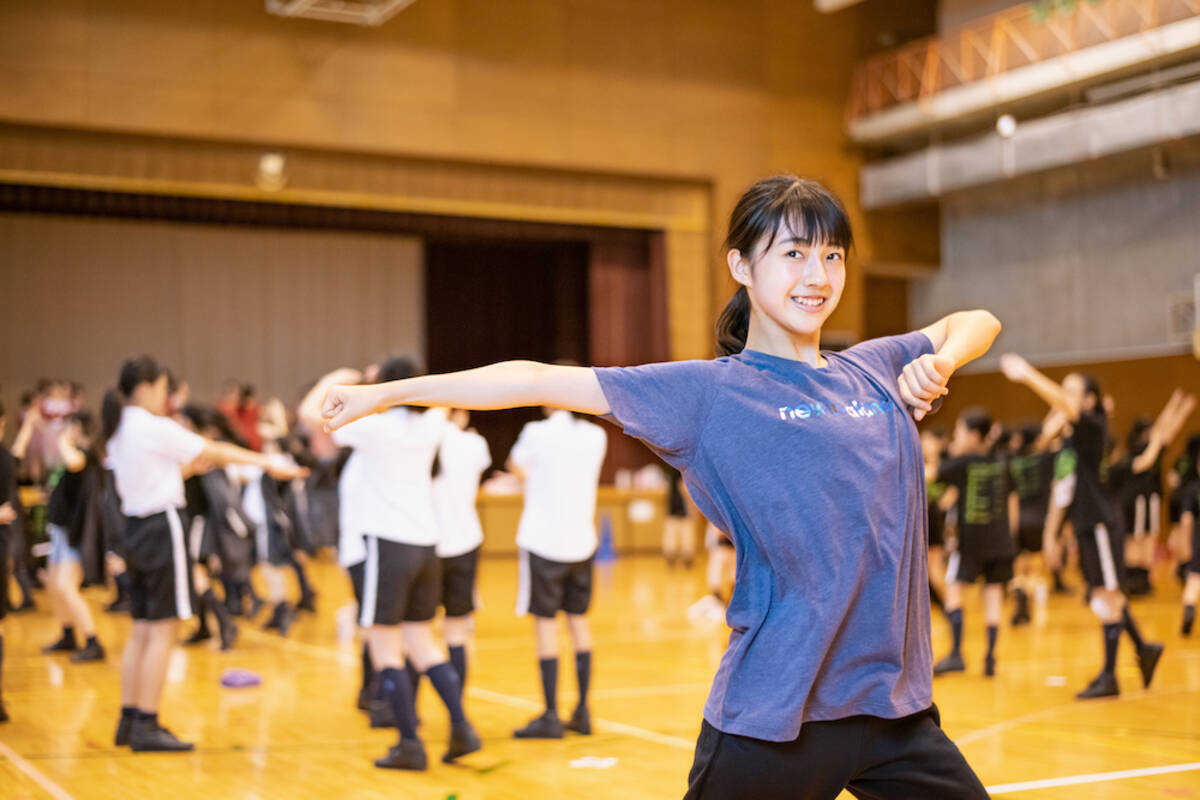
1000,354,1165,700
323,175,1000,799
103,356,306,752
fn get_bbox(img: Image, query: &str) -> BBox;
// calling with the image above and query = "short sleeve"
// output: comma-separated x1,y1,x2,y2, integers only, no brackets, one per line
509,424,535,469
593,360,716,466
937,455,967,488
841,332,935,385
147,415,206,465
331,413,381,449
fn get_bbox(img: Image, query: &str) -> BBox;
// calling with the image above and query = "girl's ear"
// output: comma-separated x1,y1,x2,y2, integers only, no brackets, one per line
727,248,752,289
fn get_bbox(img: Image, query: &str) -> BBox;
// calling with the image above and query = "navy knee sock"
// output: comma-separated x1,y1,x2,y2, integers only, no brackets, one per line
1102,623,1121,675
539,657,558,715
448,645,467,688
985,625,998,660
575,651,591,709
380,667,419,740
948,609,963,655
426,662,466,725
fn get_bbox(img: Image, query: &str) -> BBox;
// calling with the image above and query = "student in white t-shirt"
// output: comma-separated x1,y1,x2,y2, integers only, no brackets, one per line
304,358,481,772
433,409,492,694
102,356,303,753
509,407,607,740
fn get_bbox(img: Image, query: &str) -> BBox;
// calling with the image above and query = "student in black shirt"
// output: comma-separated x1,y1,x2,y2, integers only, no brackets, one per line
933,408,1017,678
1113,392,1194,595
1006,418,1060,624
40,411,107,663
1002,354,1164,699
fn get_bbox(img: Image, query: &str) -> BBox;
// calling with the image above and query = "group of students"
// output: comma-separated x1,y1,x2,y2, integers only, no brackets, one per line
923,364,1198,701
295,359,610,770
3,173,1195,798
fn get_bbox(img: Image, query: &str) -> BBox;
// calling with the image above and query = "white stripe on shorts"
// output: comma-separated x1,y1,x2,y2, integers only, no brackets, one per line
1095,523,1120,591
166,507,193,620
945,550,961,585
516,549,531,616
360,535,379,628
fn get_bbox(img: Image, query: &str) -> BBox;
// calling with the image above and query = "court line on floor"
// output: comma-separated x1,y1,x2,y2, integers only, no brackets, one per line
953,683,1197,747
986,761,1200,794
242,629,700,752
0,737,77,800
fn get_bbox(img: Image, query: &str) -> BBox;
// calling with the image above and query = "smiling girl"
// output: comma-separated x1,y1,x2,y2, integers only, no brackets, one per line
321,175,1000,799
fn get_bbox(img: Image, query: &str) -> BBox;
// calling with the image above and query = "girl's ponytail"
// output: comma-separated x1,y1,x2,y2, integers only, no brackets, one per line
101,388,124,447
715,286,751,357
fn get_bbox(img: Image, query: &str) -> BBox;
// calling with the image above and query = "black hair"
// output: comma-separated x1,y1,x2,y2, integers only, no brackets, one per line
715,175,854,357
1071,372,1103,410
1126,416,1153,456
959,406,992,439
377,356,418,384
166,370,182,395
239,383,256,405
1019,422,1042,454
101,355,165,445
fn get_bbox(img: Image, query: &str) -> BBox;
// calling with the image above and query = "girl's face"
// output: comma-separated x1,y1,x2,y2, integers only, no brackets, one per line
144,374,170,416
1062,374,1095,412
730,228,846,340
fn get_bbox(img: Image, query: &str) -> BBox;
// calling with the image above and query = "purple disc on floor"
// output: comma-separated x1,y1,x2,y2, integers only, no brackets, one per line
220,668,262,688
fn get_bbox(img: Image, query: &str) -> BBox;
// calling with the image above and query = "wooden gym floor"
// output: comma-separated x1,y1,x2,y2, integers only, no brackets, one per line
1,555,1199,799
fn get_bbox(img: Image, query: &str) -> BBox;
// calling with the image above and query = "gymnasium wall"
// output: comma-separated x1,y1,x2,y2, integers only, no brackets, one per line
938,0,1021,32
0,213,424,415
0,0,939,352
911,142,1200,372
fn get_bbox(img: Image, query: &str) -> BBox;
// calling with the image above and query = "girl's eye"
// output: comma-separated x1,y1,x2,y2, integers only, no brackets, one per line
786,250,803,259
826,252,843,261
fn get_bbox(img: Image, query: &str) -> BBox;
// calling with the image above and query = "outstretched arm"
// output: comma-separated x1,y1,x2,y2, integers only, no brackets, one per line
1131,390,1196,473
299,367,363,429
1000,353,1078,421
322,361,609,432
898,310,1002,421
195,440,306,481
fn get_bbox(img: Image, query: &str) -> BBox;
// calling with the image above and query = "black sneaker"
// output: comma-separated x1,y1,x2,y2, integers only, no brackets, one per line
42,634,78,654
374,739,427,771
129,719,194,752
983,655,996,678
357,685,372,711
1183,610,1195,637
0,700,8,723
442,720,482,763
933,652,965,676
567,705,592,735
513,710,564,739
219,620,238,652
276,604,295,637
368,698,397,729
115,715,133,746
1138,643,1164,689
70,640,106,663
182,627,213,646
106,596,130,614
1075,672,1119,700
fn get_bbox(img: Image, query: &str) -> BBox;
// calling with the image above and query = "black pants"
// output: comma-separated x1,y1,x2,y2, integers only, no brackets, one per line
684,706,989,800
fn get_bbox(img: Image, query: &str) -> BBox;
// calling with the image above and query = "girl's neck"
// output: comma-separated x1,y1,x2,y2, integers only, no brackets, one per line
743,315,825,367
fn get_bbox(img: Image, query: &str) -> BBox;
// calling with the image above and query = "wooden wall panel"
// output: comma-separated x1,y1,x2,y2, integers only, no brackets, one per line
0,213,423,418
0,0,942,358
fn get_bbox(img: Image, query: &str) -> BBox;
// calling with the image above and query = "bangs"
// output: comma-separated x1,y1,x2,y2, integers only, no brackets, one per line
764,181,853,254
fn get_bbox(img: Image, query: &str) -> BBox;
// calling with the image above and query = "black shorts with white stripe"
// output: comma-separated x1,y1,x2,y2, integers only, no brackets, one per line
519,550,594,618
359,536,440,627
124,508,193,621
441,547,480,618
1078,523,1126,591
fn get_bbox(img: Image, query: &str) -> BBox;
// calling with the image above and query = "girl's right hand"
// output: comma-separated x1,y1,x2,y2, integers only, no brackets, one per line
321,384,382,432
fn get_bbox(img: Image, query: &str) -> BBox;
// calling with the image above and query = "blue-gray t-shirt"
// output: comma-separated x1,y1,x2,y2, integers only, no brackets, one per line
594,331,935,742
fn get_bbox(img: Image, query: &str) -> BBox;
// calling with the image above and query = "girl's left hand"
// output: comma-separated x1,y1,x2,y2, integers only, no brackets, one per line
898,353,954,421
